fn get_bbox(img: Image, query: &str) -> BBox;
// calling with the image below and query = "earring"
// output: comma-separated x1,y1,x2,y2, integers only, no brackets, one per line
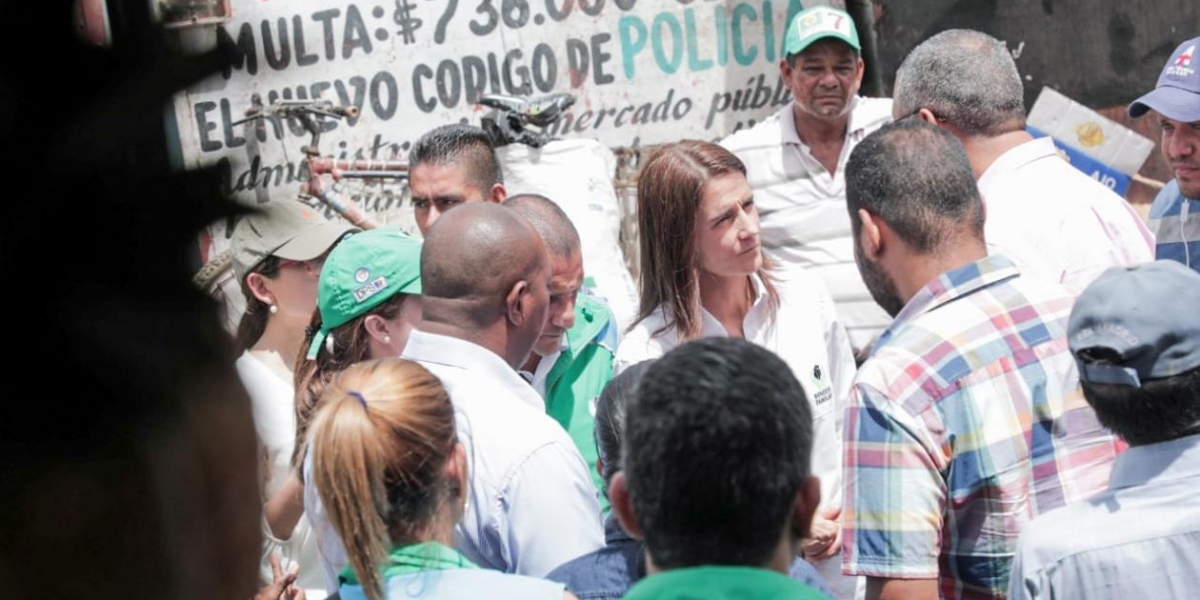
383,335,392,344
268,304,278,314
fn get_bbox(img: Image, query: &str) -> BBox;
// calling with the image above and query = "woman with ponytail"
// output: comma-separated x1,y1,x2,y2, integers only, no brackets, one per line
310,358,575,600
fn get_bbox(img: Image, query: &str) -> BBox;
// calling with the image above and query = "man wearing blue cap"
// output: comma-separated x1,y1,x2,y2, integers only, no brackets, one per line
1130,36,1200,273
720,5,894,358
1008,260,1200,599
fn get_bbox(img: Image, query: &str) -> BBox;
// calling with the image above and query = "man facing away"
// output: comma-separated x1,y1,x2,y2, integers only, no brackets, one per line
401,202,604,576
1009,260,1200,599
892,29,1153,292
720,5,894,354
1128,35,1200,273
504,193,619,510
407,123,506,235
840,121,1123,600
610,337,829,600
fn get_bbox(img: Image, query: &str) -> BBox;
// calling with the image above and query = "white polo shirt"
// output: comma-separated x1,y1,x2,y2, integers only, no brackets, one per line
978,137,1155,292
614,268,858,597
401,330,605,576
720,97,894,352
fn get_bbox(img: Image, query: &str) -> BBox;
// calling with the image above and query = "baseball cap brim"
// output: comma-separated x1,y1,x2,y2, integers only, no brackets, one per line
1128,86,1200,121
273,221,358,262
788,32,860,57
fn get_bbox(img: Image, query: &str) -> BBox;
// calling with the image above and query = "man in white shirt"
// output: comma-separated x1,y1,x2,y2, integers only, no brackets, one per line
401,202,605,577
720,5,893,354
1010,260,1200,599
892,29,1154,293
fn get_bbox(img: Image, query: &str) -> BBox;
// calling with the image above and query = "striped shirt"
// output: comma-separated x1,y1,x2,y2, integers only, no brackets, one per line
842,255,1123,600
1148,178,1200,274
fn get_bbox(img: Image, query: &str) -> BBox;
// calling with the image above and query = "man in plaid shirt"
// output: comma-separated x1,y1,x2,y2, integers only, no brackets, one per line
839,121,1123,600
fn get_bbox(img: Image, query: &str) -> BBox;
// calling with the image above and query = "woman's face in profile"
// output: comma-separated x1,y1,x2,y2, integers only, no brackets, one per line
693,173,762,279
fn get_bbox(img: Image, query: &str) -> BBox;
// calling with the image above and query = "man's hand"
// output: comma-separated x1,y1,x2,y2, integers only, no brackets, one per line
801,506,844,560
253,554,306,600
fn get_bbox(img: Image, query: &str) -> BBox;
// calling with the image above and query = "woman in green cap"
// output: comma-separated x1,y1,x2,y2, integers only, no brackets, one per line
284,227,426,594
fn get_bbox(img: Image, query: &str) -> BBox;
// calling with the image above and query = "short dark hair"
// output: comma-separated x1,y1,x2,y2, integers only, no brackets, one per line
845,120,984,253
623,337,813,569
408,123,504,192
503,193,580,258
595,360,654,487
1081,360,1200,446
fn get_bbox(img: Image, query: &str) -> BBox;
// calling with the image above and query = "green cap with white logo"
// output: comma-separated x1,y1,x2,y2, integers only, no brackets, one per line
306,228,423,360
783,5,860,57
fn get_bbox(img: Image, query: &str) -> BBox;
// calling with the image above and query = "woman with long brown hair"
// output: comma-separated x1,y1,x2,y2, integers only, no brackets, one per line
614,140,861,598
309,358,575,600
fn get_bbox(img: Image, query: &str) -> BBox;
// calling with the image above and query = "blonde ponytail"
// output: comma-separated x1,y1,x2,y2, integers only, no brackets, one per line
308,358,457,600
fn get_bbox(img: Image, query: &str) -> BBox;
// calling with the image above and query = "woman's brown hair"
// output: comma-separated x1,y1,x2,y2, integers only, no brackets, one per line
633,140,778,340
291,292,408,467
309,358,459,600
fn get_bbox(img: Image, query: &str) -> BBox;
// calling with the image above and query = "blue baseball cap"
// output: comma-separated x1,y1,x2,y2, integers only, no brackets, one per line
1069,260,1200,387
1128,36,1200,122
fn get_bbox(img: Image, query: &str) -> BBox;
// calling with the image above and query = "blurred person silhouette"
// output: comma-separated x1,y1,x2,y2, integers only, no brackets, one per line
0,3,265,599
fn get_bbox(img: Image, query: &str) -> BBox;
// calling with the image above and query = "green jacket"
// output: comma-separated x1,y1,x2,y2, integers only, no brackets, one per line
544,294,617,513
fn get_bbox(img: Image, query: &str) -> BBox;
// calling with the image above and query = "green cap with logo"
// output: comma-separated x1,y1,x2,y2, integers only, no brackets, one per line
784,5,860,57
306,228,424,359
230,200,359,284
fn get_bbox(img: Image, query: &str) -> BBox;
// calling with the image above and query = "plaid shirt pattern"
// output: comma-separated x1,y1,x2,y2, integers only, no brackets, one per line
842,255,1123,600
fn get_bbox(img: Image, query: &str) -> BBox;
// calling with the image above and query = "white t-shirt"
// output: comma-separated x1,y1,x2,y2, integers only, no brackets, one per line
978,137,1155,292
614,268,860,598
235,351,325,599
720,97,894,352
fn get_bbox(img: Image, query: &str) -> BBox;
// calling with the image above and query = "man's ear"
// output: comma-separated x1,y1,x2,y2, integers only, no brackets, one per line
489,183,507,204
854,56,865,88
916,108,940,126
609,472,644,541
244,272,275,305
505,280,529,327
778,58,793,80
790,475,822,541
857,208,885,260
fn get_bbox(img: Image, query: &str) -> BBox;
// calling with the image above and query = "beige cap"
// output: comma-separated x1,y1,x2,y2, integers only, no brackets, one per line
230,200,359,283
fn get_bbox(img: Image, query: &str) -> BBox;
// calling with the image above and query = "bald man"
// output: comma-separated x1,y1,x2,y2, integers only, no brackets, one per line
402,202,605,577
505,193,619,511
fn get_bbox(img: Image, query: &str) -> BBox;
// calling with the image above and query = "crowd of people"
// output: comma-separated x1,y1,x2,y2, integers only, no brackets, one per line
228,6,1200,600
